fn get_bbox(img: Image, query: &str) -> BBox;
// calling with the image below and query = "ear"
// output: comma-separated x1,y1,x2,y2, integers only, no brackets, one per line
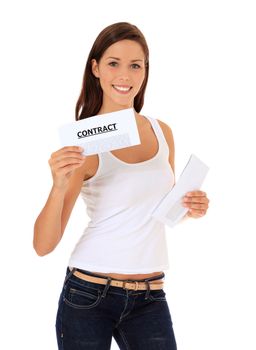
91,59,100,78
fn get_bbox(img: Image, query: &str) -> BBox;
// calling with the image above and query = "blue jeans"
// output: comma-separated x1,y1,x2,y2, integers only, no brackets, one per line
56,267,177,349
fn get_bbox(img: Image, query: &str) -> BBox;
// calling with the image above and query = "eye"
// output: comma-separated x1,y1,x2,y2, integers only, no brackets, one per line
131,63,141,69
109,61,118,67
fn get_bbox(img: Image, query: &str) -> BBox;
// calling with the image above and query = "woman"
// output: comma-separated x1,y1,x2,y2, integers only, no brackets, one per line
33,22,209,350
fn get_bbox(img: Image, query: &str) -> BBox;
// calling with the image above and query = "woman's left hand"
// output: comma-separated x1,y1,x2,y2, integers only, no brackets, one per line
182,191,209,218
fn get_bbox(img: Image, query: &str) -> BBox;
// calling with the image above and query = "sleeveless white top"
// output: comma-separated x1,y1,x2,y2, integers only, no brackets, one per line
68,116,175,274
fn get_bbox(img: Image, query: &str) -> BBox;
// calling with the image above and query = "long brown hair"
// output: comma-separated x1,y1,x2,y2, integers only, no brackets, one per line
75,22,149,120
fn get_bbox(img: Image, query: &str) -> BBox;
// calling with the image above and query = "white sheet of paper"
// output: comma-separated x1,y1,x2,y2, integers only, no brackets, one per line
58,108,141,155
152,154,209,227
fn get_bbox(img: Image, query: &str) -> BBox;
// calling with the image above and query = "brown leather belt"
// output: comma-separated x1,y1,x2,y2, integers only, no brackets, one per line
73,270,164,291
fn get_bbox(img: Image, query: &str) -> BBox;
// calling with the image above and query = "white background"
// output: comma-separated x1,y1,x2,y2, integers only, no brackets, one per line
0,0,255,349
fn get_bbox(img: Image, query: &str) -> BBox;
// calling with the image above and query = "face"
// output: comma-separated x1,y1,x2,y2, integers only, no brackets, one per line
91,39,146,114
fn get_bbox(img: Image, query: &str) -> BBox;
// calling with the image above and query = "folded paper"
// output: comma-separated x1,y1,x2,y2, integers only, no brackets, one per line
152,154,209,227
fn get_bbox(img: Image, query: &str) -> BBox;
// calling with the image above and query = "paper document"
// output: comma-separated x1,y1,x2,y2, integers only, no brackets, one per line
152,154,209,227
58,108,141,155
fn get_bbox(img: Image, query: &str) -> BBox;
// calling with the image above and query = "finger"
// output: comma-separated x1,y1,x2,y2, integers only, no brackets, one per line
62,146,84,152
187,209,205,218
51,146,84,158
184,202,208,210
185,191,206,197
50,156,85,168
55,163,84,176
55,153,86,162
183,196,209,204
55,158,85,169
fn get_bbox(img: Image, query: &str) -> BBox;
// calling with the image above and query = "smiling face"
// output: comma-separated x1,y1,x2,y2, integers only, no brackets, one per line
91,40,146,114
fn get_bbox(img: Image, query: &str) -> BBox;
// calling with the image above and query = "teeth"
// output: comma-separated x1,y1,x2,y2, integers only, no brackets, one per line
113,85,131,92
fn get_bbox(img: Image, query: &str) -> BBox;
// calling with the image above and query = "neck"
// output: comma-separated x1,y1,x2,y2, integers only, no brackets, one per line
97,97,133,116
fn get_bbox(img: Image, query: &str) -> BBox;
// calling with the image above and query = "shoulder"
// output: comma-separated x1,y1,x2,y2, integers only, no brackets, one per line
156,119,174,145
156,118,175,174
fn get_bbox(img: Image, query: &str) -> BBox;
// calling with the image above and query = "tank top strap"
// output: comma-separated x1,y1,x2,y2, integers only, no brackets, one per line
98,115,170,167
144,116,170,155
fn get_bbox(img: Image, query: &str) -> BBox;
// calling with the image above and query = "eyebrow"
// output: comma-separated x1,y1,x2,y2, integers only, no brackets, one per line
106,56,143,62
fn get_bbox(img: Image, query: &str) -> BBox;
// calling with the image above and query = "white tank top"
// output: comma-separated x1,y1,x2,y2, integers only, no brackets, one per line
68,115,175,274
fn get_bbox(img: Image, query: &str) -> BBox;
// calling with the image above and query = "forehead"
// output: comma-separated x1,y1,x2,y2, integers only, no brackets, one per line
102,40,145,60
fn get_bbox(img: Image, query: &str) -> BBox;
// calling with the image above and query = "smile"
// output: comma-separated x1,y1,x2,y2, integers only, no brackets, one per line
112,85,132,94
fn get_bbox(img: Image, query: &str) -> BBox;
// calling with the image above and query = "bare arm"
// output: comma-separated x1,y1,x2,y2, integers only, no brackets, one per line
157,119,209,219
157,119,175,180
33,146,87,256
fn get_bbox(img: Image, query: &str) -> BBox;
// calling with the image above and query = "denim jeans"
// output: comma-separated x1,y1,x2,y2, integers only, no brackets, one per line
56,267,177,350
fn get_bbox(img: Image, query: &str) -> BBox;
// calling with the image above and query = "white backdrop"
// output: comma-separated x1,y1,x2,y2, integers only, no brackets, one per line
1,0,255,349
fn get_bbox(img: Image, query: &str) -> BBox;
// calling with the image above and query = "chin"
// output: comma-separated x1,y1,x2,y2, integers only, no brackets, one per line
112,100,133,109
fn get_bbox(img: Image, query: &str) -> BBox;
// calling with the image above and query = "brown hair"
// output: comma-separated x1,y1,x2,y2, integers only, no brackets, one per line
75,22,149,120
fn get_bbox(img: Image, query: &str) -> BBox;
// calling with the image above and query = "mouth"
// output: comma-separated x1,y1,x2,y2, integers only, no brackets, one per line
112,85,133,94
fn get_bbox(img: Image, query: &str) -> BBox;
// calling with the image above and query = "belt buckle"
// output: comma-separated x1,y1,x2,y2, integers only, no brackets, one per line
122,280,139,291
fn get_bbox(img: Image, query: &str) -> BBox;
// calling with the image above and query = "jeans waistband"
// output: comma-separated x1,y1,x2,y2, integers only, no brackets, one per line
72,267,165,282
65,267,165,299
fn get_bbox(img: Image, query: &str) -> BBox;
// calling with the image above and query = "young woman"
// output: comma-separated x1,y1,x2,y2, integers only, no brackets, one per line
33,22,209,350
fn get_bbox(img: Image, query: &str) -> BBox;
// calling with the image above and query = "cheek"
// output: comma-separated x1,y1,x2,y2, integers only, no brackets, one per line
98,66,113,82
135,70,146,85
100,72,112,84
134,73,145,92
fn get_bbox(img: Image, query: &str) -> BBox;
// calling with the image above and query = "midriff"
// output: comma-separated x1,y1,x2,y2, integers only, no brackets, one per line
91,271,164,282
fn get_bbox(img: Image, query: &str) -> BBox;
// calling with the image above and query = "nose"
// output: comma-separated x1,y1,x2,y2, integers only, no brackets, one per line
118,67,130,81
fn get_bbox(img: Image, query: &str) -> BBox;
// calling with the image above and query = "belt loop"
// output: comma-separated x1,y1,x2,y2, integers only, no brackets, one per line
134,281,139,291
102,277,112,298
64,267,77,289
144,279,151,300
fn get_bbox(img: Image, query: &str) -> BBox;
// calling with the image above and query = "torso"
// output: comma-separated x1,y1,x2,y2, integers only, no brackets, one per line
81,113,169,282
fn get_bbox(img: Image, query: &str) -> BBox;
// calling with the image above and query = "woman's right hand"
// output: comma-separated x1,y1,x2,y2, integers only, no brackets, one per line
48,146,86,190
